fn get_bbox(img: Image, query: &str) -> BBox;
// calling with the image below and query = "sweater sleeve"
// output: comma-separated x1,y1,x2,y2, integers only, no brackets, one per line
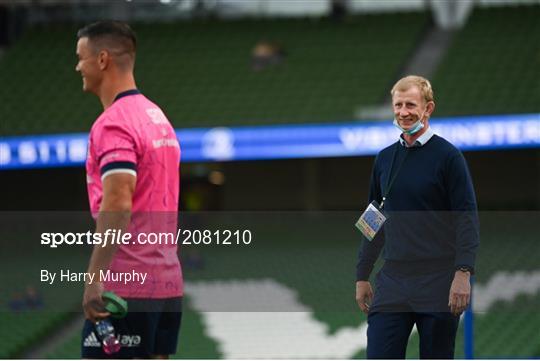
446,151,480,272
356,157,386,281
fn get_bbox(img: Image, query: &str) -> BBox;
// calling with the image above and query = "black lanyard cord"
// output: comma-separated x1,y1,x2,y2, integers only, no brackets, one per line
380,143,409,209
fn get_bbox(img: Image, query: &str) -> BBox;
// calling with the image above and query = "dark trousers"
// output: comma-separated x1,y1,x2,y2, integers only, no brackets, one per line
367,311,459,359
367,267,460,359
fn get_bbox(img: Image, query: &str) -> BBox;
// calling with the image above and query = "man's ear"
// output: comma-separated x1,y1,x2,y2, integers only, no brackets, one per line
426,101,435,118
97,50,110,71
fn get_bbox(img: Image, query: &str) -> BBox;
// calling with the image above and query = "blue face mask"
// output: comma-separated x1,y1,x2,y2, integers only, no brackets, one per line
393,110,426,135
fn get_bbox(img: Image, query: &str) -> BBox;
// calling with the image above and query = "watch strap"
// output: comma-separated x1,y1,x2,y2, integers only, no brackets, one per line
456,265,474,275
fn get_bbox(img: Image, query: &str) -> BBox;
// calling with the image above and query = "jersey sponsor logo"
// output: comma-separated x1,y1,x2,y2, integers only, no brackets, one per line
83,332,101,347
152,138,179,149
83,332,142,348
146,108,168,125
119,334,142,347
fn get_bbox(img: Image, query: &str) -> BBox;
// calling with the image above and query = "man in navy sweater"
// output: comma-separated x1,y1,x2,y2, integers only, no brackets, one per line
355,75,479,359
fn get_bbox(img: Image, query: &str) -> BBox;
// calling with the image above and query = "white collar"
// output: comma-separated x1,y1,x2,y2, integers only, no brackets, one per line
399,126,434,148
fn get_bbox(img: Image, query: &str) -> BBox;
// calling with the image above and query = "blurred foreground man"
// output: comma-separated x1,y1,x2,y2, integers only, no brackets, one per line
355,75,479,359
76,21,182,358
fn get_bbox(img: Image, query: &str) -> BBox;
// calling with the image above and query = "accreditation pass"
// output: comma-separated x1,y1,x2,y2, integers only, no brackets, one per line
355,201,387,241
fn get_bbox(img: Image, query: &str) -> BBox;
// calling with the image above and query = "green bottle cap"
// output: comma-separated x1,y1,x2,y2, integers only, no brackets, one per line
102,291,128,319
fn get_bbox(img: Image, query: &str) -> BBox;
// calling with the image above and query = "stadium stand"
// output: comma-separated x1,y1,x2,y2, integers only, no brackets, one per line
0,312,71,358
0,240,88,358
0,13,427,135
1,6,538,137
432,5,540,116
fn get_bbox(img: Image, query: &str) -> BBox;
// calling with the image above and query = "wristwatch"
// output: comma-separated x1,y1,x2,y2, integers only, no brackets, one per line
456,266,474,275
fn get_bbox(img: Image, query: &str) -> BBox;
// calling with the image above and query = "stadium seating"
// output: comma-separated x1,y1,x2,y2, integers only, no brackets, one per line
0,312,71,358
1,6,539,136
1,13,427,135
432,5,540,116
0,237,88,358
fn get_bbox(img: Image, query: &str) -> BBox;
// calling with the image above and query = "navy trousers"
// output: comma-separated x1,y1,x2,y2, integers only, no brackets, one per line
367,312,459,359
366,268,460,359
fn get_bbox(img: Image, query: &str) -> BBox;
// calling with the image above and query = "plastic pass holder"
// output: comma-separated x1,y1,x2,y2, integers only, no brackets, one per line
355,201,387,241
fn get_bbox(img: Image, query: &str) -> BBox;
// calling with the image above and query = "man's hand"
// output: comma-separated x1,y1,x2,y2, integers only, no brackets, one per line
356,281,373,314
448,271,471,316
83,173,134,323
83,281,110,322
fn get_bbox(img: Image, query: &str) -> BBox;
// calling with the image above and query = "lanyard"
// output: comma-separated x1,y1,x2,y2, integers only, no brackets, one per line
380,143,409,209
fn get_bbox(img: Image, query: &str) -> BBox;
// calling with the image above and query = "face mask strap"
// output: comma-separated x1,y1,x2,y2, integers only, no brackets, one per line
394,107,427,135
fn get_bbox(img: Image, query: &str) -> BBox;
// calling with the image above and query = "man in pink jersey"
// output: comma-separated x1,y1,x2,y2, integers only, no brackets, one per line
76,21,182,358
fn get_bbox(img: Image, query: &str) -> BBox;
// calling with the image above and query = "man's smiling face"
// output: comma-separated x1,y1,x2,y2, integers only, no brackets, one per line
392,85,428,131
75,37,102,94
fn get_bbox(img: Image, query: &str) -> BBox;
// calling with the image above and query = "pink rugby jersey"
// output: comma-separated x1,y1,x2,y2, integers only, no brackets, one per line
86,89,182,298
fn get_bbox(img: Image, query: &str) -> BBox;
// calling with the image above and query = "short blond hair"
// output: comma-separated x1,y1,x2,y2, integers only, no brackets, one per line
391,75,434,103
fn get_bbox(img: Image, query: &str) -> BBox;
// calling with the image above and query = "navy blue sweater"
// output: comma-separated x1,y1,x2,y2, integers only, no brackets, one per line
356,134,480,281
